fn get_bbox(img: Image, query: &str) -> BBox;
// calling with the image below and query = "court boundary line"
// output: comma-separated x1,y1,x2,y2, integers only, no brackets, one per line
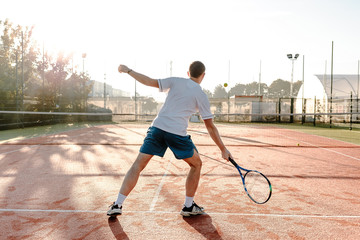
0,208,359,219
149,157,173,212
273,131,360,161
0,128,104,156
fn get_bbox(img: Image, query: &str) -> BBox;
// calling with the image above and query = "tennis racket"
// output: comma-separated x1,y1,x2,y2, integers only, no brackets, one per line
229,157,272,204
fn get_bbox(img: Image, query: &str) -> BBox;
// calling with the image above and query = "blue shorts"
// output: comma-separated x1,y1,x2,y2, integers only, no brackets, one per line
140,126,197,159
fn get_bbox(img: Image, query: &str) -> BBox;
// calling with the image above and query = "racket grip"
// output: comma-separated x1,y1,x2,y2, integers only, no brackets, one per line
228,157,238,167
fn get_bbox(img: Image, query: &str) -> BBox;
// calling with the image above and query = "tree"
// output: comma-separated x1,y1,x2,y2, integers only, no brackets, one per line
244,82,260,95
229,83,246,97
213,84,227,98
44,52,70,110
268,79,290,98
259,83,268,96
203,88,213,98
0,20,38,111
141,97,158,114
292,80,303,97
1,19,95,113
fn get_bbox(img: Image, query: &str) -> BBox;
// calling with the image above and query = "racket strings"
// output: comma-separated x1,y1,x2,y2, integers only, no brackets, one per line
244,171,271,203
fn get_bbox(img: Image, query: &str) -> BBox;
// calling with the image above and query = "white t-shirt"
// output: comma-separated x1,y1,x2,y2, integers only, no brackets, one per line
151,77,213,136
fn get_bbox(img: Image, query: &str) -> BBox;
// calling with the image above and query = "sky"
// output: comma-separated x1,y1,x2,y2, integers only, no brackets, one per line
1,0,360,100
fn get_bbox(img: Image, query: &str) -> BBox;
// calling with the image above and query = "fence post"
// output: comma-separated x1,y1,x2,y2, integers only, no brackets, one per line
278,98,281,123
302,98,307,124
290,98,294,123
350,92,353,130
313,96,317,126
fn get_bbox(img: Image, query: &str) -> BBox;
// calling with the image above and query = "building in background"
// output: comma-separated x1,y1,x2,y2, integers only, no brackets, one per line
296,74,359,114
89,80,131,98
88,80,160,115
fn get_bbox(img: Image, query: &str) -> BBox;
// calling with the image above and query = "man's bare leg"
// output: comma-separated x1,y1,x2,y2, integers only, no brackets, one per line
108,153,153,216
180,150,204,216
119,152,153,196
183,150,202,197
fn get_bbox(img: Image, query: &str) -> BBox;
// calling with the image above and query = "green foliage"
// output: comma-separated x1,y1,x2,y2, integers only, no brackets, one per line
213,84,227,98
202,88,213,98
0,18,93,112
141,97,158,114
209,79,301,99
229,83,246,97
268,79,290,98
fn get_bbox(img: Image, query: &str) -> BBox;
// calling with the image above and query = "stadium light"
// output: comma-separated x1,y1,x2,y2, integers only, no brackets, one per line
0,44,3,57
287,53,300,97
357,59,359,117
82,53,87,73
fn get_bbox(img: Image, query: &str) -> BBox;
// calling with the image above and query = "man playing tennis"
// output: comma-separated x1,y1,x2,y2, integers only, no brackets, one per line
108,61,232,217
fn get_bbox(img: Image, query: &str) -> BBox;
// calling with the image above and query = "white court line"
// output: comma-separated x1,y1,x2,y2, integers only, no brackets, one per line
0,144,41,156
0,129,102,156
273,131,360,161
0,208,359,219
149,158,173,212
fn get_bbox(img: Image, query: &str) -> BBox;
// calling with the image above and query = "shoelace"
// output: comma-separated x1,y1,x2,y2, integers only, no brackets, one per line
192,202,203,210
109,202,118,208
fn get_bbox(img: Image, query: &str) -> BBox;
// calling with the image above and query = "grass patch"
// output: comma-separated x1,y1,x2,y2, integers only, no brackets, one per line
275,123,360,145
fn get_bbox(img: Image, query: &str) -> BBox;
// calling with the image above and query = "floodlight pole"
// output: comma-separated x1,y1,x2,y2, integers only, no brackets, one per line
104,73,106,109
330,41,334,127
82,53,87,73
227,60,230,122
134,61,137,121
302,55,305,124
15,50,19,111
287,53,299,97
357,59,359,118
82,53,87,111
170,60,173,77
258,60,262,95
42,42,45,111
21,31,24,111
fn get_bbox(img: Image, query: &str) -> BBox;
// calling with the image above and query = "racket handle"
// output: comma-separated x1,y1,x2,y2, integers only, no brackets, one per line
228,157,238,167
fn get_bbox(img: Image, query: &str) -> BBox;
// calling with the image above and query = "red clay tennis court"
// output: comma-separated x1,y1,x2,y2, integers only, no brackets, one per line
1,122,360,239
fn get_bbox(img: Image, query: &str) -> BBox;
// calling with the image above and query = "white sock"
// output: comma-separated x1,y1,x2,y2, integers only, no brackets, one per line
115,193,127,206
184,196,194,208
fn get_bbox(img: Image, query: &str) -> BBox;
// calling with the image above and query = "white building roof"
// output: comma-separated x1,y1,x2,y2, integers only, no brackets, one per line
315,75,359,99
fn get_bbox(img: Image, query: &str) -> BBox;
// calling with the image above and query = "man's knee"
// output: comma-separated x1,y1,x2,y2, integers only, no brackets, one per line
131,153,152,172
193,158,202,169
185,151,202,169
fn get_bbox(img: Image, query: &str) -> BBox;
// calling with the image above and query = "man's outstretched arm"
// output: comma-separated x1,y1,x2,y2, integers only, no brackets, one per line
118,64,159,88
204,118,232,161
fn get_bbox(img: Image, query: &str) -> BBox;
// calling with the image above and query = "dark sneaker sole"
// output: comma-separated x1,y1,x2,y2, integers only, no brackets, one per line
180,211,205,217
107,212,122,217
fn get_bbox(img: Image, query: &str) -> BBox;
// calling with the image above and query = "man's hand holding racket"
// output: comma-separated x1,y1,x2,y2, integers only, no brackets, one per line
222,148,233,162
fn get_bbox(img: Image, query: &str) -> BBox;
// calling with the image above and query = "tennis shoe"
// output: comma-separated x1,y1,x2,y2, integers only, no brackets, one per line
107,202,122,217
180,202,205,217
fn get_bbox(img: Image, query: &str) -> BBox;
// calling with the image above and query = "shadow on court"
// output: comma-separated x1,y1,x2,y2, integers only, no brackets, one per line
108,217,129,240
183,214,223,240
1,123,360,239
0,125,137,239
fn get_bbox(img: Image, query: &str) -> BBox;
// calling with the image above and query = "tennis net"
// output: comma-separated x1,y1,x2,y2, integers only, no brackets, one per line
1,111,359,130
212,112,360,128
110,112,359,129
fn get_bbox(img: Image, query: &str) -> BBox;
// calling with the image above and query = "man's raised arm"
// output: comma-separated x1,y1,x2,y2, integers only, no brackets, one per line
118,64,159,88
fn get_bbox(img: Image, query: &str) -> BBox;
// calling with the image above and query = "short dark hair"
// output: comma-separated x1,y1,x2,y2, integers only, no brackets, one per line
189,61,205,78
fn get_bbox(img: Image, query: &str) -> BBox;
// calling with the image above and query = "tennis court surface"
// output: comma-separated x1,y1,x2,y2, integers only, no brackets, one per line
1,122,359,239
